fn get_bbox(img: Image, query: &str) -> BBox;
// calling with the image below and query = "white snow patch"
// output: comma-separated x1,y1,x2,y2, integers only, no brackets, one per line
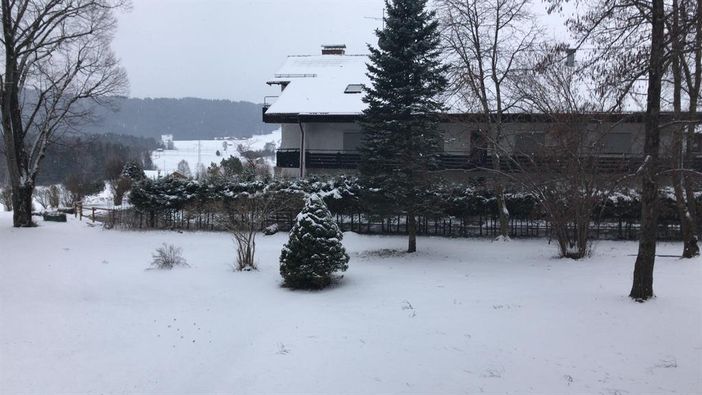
150,129,281,176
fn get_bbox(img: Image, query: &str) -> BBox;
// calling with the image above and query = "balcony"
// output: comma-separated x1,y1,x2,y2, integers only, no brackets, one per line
262,96,278,118
277,149,361,169
277,149,702,173
276,150,490,170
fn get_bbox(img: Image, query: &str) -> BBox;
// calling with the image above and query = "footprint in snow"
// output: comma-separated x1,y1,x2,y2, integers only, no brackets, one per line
276,343,290,355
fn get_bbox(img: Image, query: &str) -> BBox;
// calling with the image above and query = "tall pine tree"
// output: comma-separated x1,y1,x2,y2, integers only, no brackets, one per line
359,0,447,253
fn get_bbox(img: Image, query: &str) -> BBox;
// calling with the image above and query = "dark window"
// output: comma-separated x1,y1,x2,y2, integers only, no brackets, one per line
694,128,702,152
602,133,631,154
344,84,364,94
343,132,363,151
470,130,487,163
514,132,545,155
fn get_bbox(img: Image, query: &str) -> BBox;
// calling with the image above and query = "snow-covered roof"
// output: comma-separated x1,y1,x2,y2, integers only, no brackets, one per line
265,54,370,115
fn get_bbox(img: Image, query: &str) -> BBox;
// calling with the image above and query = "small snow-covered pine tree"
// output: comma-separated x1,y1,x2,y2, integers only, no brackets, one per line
280,194,349,289
122,161,146,181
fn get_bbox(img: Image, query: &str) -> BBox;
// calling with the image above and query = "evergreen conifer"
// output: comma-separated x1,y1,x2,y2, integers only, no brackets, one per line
280,194,349,289
359,0,447,253
122,161,146,181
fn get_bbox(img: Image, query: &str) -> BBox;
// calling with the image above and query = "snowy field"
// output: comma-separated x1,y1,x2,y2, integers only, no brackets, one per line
0,212,700,394
150,129,281,176
74,130,282,208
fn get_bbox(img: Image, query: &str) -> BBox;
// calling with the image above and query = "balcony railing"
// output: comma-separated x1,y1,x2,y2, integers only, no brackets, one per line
277,149,702,173
263,96,278,108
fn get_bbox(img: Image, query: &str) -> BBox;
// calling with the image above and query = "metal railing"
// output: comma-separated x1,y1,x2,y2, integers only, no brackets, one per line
273,73,317,79
275,149,702,172
263,96,279,108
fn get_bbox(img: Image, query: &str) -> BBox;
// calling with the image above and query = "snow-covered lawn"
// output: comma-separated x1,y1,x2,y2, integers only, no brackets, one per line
0,212,700,394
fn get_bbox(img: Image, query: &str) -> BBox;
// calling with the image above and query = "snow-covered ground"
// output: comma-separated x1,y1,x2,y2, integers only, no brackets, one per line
0,212,700,394
150,129,281,177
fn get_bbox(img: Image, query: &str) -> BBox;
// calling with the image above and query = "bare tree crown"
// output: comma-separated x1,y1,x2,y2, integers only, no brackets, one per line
1,0,129,226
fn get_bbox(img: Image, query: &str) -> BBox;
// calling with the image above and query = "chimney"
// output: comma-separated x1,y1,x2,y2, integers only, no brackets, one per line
322,44,346,55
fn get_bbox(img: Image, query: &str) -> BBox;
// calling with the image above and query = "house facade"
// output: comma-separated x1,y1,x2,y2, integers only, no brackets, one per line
263,45,702,178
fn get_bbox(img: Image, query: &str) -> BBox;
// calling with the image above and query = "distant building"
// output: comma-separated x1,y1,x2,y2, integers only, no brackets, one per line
263,45,702,178
161,134,174,150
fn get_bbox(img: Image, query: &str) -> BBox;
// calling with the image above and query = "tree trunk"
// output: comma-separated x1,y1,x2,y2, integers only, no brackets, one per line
630,0,664,302
575,205,591,259
491,146,510,239
11,184,35,227
407,213,417,253
672,161,699,257
680,0,701,257
681,221,700,257
670,0,699,258
2,20,33,228
554,221,570,258
495,180,510,239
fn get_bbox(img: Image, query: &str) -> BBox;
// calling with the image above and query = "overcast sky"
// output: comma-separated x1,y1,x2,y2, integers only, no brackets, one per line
113,0,568,103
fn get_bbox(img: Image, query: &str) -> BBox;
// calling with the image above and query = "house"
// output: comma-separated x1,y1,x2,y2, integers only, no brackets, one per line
263,45,702,178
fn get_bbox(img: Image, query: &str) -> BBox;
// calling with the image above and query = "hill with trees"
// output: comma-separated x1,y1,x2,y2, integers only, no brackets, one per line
83,97,276,140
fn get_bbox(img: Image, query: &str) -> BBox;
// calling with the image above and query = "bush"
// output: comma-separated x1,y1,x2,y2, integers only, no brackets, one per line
122,161,146,181
225,194,282,271
220,156,244,177
34,187,51,210
63,173,104,205
0,186,12,211
280,194,349,289
263,223,279,235
48,185,61,208
111,176,132,206
150,243,189,269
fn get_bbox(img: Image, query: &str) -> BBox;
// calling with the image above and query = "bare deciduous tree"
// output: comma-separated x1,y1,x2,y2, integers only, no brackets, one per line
438,0,541,240
630,0,666,301
0,184,11,210
667,0,701,258
176,160,192,178
224,190,295,271
105,156,130,205
47,184,60,208
553,0,673,300
500,59,629,258
1,0,129,227
33,186,50,209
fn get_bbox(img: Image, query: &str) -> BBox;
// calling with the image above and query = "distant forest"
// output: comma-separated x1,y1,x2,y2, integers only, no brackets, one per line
0,133,158,186
0,96,276,187
82,97,276,140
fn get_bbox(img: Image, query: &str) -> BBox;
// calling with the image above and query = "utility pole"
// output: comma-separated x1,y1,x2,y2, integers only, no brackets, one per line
364,6,385,29
197,140,202,175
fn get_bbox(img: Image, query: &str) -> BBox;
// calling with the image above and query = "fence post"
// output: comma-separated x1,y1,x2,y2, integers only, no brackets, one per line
91,207,95,223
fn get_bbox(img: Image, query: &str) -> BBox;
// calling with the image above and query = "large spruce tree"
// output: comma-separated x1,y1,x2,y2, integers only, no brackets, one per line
359,0,447,253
